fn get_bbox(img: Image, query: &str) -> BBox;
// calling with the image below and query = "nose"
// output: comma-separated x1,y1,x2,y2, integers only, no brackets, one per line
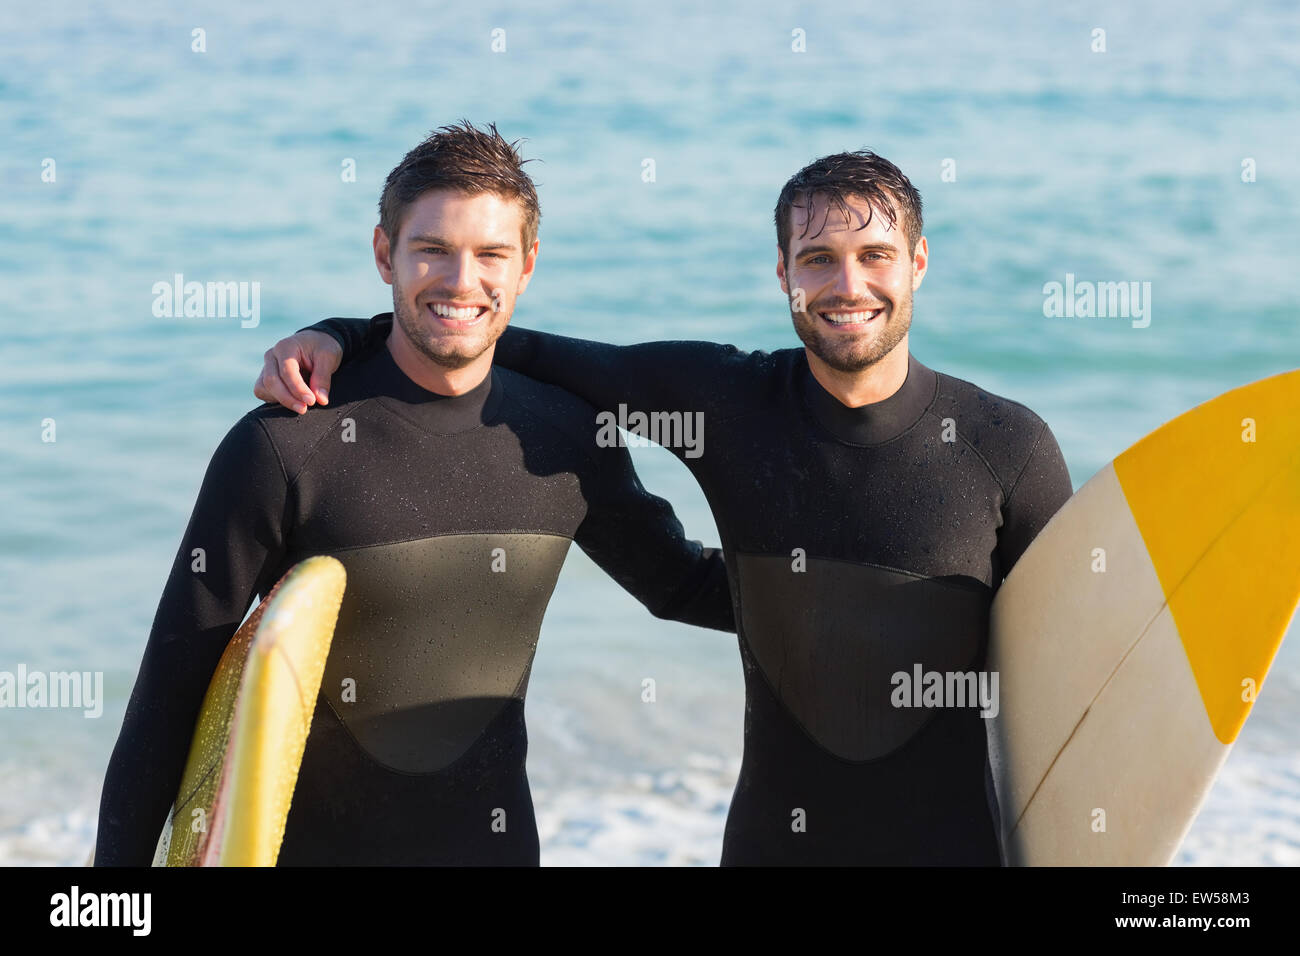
833,258,864,300
443,252,480,296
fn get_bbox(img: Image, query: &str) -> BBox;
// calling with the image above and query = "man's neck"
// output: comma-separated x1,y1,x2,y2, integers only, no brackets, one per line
386,324,493,396
805,335,910,408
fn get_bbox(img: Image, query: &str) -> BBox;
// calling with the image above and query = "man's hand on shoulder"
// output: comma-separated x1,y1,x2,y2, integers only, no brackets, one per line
254,330,343,414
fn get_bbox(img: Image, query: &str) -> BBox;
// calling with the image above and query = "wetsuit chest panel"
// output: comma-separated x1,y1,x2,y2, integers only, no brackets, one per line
317,532,571,773
735,552,992,761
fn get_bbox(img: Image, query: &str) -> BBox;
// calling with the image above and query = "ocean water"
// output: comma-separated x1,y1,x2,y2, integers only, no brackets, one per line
1,0,1297,865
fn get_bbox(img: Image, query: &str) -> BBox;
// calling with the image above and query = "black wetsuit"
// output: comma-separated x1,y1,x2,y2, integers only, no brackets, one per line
313,314,1074,865
95,336,733,866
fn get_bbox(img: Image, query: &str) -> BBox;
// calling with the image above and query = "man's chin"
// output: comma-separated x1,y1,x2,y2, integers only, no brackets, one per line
802,333,884,374
407,326,501,368
815,350,882,374
795,312,910,374
419,347,487,370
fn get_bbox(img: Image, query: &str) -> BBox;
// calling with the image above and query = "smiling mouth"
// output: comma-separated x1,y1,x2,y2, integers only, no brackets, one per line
426,301,491,327
817,307,884,326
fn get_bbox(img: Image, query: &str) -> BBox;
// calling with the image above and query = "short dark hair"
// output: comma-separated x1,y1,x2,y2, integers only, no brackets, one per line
378,120,540,251
774,150,923,261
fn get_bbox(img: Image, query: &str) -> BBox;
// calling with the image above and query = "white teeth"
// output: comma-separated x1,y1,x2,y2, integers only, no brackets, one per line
431,303,483,320
820,309,882,325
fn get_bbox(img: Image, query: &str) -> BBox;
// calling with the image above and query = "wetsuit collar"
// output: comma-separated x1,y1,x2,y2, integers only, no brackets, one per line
800,350,937,446
363,341,503,434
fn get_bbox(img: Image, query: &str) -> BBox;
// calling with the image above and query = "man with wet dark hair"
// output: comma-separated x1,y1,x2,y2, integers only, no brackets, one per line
256,147,1073,865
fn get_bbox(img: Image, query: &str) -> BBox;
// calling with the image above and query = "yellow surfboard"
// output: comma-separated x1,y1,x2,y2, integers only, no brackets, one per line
987,369,1300,865
159,556,346,866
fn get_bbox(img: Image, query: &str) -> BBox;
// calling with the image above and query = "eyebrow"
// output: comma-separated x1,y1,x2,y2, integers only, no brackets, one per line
797,242,898,257
407,233,518,251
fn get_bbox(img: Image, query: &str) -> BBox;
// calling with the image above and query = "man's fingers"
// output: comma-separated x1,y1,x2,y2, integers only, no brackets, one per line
256,353,287,409
264,363,308,414
307,363,332,406
278,355,316,407
255,334,341,414
255,349,306,413
304,332,342,404
256,351,282,401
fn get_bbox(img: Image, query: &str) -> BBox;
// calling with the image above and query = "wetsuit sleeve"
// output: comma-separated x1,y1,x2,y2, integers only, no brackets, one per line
94,416,291,866
997,420,1074,577
308,316,374,356
304,315,745,422
574,440,734,633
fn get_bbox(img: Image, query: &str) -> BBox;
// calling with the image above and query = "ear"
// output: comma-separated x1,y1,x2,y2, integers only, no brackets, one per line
911,235,929,292
373,225,395,285
516,238,540,295
776,246,790,295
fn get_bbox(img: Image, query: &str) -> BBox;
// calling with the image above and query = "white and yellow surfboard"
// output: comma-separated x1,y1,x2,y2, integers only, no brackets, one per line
987,368,1299,865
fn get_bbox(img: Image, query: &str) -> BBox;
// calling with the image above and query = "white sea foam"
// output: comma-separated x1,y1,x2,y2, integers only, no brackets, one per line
7,745,1299,867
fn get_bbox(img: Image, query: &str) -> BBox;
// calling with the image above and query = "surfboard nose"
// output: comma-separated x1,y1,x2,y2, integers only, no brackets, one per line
988,368,1299,865
216,555,347,866
1114,367,1300,744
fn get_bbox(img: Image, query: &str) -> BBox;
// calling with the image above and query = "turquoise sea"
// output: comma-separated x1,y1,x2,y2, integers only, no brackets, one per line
1,0,1297,864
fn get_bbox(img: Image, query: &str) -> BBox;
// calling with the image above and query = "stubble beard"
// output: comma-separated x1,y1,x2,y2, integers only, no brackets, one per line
792,287,913,374
392,273,500,371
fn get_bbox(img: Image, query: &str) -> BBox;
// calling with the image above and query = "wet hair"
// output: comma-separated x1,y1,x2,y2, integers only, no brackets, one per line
775,150,923,260
378,119,540,250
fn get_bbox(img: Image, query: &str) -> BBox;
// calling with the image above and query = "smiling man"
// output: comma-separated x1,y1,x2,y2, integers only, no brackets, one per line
257,149,1074,865
94,122,733,866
